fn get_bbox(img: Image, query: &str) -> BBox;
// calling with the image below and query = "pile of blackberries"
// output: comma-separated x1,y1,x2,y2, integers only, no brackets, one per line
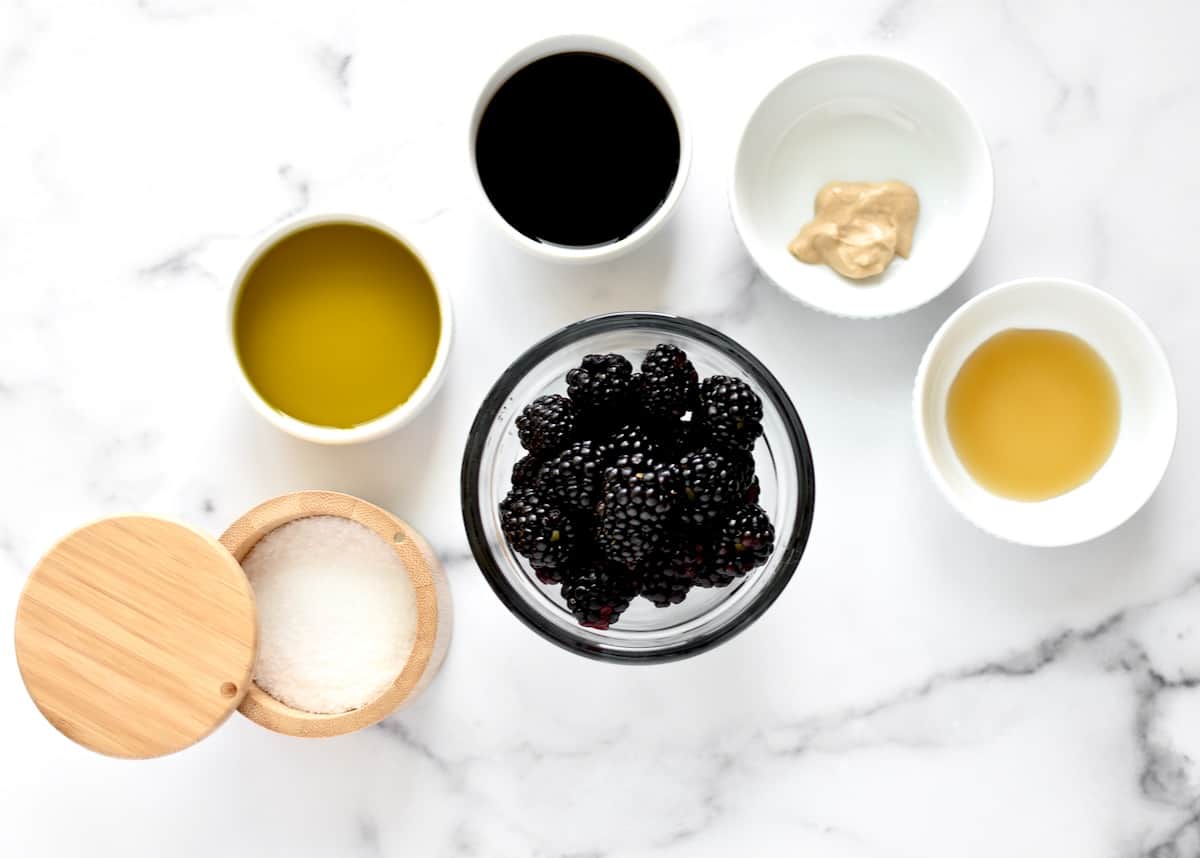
499,344,775,629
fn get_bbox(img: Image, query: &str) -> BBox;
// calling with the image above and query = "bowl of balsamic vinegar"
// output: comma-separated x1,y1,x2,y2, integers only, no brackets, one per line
469,35,691,263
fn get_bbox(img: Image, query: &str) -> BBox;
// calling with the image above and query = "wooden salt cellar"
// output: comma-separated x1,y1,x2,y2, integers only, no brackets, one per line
221,490,451,739
14,491,450,758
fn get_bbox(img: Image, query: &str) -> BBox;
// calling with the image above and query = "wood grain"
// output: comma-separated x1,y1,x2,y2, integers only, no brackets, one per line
14,516,258,759
220,490,451,738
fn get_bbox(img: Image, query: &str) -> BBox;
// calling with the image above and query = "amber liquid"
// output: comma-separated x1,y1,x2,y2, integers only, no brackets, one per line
946,329,1120,501
234,222,441,429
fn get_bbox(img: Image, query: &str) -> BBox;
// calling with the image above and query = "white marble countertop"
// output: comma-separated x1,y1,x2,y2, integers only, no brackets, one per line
3,0,1199,855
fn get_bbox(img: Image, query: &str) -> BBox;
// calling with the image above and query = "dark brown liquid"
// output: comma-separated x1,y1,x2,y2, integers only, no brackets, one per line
475,51,681,249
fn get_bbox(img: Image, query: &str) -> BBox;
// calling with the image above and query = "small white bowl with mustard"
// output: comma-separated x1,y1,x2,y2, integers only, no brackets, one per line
730,54,994,318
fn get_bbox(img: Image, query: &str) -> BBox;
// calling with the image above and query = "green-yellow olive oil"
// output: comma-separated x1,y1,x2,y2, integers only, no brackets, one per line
234,222,441,428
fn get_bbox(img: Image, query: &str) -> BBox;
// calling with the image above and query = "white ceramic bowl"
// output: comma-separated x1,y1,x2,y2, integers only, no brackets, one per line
730,54,994,318
227,213,453,445
914,277,1177,546
468,34,691,264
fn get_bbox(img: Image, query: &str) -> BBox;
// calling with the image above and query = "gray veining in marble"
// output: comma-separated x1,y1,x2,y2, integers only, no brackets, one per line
2,0,1199,856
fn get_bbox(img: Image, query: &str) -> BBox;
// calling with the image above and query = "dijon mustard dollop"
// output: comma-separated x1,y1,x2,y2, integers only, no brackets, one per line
788,180,919,280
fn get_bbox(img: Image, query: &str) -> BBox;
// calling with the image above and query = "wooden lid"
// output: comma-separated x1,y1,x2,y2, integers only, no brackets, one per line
14,516,258,759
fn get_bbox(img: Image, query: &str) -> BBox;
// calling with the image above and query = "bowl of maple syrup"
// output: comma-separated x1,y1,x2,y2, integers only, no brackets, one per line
913,277,1177,546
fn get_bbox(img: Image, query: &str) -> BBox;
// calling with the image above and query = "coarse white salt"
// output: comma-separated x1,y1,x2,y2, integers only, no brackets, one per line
242,515,417,714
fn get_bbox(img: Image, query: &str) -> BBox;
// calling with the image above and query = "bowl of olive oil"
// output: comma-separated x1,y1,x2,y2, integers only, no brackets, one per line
228,214,452,444
914,277,1176,546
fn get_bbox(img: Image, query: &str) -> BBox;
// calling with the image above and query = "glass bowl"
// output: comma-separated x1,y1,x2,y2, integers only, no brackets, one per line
461,313,816,663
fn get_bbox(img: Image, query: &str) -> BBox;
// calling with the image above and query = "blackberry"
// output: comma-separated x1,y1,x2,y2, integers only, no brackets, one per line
676,447,750,526
511,454,544,489
566,353,634,415
499,487,576,569
638,534,704,606
693,563,739,589
698,376,764,452
629,372,645,403
725,449,756,491
539,440,604,511
665,532,712,579
516,394,576,456
645,417,700,460
540,530,606,586
653,531,718,593
638,563,691,607
713,503,775,576
639,344,699,420
597,423,659,464
745,475,761,504
561,559,638,629
602,452,679,504
597,452,680,569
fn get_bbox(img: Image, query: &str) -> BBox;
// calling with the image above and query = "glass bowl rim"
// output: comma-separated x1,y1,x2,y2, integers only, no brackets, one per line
460,311,816,664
